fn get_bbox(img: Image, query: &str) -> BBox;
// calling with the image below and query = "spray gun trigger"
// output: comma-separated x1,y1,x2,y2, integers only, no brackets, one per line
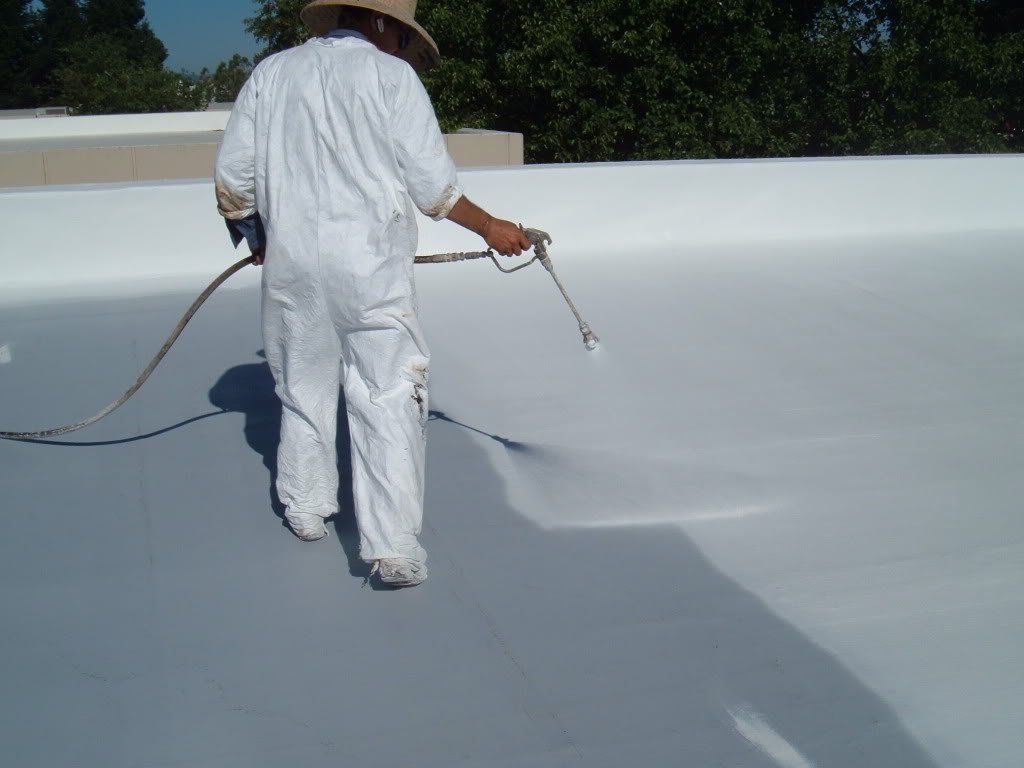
523,228,553,249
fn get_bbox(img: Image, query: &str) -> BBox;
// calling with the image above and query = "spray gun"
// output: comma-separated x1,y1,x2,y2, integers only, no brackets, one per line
523,228,600,351
414,227,600,351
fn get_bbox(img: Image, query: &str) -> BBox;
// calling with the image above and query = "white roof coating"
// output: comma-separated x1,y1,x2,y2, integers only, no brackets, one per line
0,156,1022,766
0,109,229,142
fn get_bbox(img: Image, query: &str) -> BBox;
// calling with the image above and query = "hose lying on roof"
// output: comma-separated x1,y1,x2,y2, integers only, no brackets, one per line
0,227,597,441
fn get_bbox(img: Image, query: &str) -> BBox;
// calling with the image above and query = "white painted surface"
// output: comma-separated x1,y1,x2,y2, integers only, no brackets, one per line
0,180,246,306
729,705,817,768
0,110,229,141
1,155,1021,307
430,228,1023,766
1,155,1022,766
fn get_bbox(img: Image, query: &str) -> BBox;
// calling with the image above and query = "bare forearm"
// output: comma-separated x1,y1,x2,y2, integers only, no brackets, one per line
446,196,492,238
445,195,532,257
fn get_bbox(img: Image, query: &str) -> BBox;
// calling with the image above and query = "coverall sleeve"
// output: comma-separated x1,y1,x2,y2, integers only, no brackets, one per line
215,74,259,225
391,66,463,221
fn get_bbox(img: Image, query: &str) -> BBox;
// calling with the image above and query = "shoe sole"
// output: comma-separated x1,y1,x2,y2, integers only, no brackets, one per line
291,528,328,542
378,577,427,588
377,569,428,588
368,559,428,588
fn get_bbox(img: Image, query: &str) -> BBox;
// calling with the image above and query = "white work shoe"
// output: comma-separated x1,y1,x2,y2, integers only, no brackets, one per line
286,512,328,542
369,558,428,588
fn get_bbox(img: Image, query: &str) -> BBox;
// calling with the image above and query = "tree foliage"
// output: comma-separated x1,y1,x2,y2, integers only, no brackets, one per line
31,0,85,105
54,34,206,114
1,0,212,113
199,54,255,102
237,0,1024,161
418,0,1024,160
2,0,1022,153
246,0,308,60
848,0,1021,153
81,0,167,67
0,0,36,108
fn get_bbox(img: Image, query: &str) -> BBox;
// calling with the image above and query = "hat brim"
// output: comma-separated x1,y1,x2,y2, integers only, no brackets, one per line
301,1,441,72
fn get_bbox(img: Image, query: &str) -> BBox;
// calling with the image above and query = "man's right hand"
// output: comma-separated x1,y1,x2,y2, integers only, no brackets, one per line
446,196,533,257
484,218,532,257
252,246,266,266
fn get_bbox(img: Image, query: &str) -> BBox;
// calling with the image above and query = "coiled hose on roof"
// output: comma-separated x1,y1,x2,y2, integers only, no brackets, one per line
0,228,597,441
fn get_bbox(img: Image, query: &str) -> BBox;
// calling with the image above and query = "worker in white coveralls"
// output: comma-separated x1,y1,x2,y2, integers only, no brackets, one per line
215,0,531,588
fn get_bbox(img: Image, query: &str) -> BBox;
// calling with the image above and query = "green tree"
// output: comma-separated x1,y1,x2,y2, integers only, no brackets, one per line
82,0,167,66
417,0,820,162
855,0,1021,153
54,34,206,114
0,0,36,108
977,0,1024,36
792,0,889,155
976,0,1024,149
200,53,255,102
36,0,204,115
246,0,308,60
243,0,1024,161
30,0,85,105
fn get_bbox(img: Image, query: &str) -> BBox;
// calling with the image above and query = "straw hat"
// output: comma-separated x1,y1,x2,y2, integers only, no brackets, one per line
301,0,441,72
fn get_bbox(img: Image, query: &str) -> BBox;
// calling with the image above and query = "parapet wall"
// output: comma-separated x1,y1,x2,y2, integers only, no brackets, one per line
1,154,1021,307
0,111,231,141
0,111,524,187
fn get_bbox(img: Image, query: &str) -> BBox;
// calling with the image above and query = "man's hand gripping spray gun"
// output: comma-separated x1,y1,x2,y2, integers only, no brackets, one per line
415,227,599,351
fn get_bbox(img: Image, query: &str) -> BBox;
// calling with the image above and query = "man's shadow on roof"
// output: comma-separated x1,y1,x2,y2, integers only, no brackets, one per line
208,351,370,578
203,352,941,765
205,352,496,586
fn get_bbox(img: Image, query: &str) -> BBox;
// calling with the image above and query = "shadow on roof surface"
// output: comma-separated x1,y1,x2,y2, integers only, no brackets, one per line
199,356,938,766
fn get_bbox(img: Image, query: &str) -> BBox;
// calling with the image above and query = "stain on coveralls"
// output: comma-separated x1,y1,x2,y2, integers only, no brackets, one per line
215,34,463,564
408,362,429,438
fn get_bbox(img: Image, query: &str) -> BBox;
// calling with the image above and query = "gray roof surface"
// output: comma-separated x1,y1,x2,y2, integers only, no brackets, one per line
1,230,1022,766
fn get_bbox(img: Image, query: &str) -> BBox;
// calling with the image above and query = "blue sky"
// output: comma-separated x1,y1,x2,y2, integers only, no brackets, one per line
145,0,260,73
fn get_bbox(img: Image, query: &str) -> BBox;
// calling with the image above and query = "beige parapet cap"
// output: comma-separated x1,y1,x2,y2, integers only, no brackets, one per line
0,126,524,188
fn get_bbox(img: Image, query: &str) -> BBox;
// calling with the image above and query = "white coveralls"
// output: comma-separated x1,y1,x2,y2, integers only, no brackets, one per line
215,34,462,565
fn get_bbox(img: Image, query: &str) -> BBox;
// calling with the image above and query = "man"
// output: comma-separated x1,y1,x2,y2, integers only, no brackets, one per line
215,0,531,588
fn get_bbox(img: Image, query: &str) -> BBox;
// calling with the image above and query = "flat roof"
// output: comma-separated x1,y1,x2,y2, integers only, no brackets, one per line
2,228,1022,765
1,160,1022,766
